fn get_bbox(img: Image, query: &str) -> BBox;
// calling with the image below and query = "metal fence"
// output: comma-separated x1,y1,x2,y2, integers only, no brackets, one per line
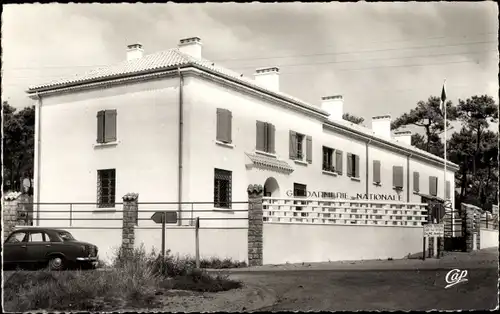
16,201,250,230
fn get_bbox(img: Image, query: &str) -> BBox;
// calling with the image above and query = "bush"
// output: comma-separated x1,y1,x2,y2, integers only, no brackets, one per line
4,245,243,312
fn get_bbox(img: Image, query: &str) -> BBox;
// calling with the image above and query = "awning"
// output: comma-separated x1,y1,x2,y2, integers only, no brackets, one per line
414,192,445,203
245,152,294,174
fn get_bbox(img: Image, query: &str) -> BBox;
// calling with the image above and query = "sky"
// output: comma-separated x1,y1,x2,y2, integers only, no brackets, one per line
2,3,499,132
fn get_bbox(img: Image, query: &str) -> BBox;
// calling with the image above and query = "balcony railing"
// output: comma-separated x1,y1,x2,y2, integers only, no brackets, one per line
262,197,428,227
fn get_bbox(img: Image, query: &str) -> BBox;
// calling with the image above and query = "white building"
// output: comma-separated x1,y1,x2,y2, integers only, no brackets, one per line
28,37,459,228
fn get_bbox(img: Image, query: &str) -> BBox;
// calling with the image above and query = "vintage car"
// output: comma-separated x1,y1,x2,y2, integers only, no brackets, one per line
3,228,99,270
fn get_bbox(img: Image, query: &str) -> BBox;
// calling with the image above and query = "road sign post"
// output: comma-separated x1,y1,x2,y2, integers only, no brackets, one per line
424,223,445,259
151,211,178,274
195,217,200,269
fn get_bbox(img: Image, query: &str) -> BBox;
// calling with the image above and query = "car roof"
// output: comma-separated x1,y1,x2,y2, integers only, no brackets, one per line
13,227,68,233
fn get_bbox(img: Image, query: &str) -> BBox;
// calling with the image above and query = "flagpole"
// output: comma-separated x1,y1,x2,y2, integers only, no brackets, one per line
442,79,450,238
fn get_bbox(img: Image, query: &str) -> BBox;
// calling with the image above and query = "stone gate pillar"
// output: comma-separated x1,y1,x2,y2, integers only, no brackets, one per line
461,203,482,252
3,192,22,241
121,193,139,258
247,184,263,267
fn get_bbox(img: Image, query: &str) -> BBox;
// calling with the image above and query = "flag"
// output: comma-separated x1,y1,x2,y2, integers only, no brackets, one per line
440,81,447,113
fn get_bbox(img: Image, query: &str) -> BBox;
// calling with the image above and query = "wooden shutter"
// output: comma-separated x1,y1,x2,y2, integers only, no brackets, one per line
267,123,276,154
97,111,105,143
104,110,117,142
216,108,223,142
446,180,451,199
373,160,381,183
306,135,312,163
225,110,232,143
354,155,360,178
289,130,297,159
335,150,343,175
216,109,231,143
347,153,353,177
256,121,266,151
429,176,438,196
413,172,420,192
393,166,403,188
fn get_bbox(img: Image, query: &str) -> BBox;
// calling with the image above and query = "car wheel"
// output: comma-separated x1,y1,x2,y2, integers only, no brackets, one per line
48,256,65,271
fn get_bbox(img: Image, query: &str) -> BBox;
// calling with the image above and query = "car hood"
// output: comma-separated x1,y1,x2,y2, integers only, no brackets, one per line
67,240,97,247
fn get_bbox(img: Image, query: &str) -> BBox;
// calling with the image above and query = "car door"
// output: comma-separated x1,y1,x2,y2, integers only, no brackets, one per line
4,231,29,266
25,231,49,264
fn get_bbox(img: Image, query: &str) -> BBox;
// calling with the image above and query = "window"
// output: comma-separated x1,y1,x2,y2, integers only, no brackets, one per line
28,232,46,242
393,166,404,189
373,160,381,184
214,169,232,209
97,110,117,143
98,169,116,208
293,183,307,214
347,153,360,178
7,231,27,243
322,147,335,172
413,172,420,192
216,108,232,144
256,121,275,154
289,131,312,163
429,176,438,196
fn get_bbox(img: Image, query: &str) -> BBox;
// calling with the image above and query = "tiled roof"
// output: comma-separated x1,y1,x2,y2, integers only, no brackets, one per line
326,118,460,169
28,47,459,170
245,153,294,174
27,49,327,116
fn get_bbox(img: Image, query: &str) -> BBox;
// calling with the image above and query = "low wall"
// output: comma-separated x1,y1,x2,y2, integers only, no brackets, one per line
480,229,499,249
263,224,423,264
135,228,248,262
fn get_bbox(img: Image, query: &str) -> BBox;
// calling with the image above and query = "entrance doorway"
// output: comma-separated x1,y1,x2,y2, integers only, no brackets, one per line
263,177,280,197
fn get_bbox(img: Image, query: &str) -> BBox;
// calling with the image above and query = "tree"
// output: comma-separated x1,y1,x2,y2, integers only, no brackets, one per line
391,96,457,154
456,95,498,175
342,113,365,125
3,101,35,193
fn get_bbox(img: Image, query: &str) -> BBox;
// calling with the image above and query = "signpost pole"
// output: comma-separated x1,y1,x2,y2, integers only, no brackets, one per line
195,217,200,269
422,237,426,261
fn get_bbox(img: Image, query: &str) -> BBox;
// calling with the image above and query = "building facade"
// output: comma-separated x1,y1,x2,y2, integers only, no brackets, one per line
28,37,459,228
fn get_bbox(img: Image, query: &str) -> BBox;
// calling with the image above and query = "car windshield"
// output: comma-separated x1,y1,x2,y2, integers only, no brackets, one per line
58,231,76,241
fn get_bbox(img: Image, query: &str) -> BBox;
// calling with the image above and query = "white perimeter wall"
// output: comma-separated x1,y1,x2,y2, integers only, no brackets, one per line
480,229,499,249
263,224,423,264
135,228,248,262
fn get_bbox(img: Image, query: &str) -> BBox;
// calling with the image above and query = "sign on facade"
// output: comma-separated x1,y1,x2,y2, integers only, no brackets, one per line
423,223,445,238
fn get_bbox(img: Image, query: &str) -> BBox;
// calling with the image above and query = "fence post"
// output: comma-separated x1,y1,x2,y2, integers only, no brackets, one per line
3,192,22,241
247,184,264,267
122,193,139,258
195,217,200,268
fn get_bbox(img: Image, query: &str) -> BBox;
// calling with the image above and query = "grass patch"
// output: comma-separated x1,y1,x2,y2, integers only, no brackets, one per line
4,245,242,312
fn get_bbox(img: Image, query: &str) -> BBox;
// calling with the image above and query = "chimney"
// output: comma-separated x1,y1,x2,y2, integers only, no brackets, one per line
127,43,144,61
394,130,412,146
371,115,392,138
321,95,344,121
178,37,202,59
254,67,280,91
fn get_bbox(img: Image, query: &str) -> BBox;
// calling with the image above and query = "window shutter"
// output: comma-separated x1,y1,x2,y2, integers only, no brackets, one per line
393,166,403,188
267,123,276,154
347,153,353,177
256,121,266,151
216,108,223,142
216,109,231,143
104,110,117,142
354,155,360,178
446,180,451,199
225,110,232,144
429,176,438,196
289,130,297,159
335,150,343,175
306,136,312,163
97,111,105,143
373,160,381,183
413,172,420,192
